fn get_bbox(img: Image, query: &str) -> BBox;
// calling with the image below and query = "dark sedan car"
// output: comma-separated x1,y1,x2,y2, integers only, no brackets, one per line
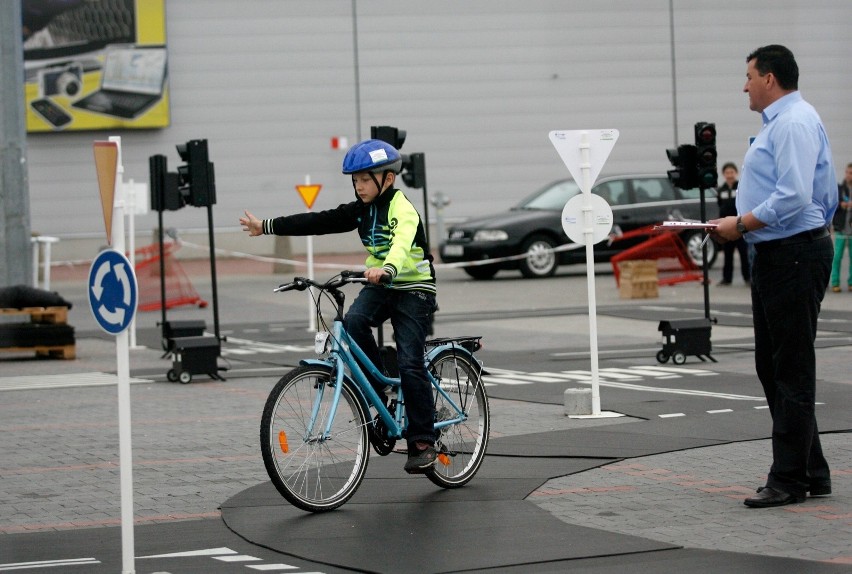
439,174,719,279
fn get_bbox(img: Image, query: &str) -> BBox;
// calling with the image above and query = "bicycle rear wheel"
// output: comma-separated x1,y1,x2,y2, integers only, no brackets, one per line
260,365,370,512
426,350,490,488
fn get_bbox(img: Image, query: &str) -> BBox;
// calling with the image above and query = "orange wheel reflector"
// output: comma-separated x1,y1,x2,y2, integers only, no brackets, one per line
437,453,450,466
278,431,289,453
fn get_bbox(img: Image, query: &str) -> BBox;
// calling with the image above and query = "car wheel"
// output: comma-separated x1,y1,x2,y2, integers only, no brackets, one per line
683,231,717,269
464,264,499,280
519,235,558,278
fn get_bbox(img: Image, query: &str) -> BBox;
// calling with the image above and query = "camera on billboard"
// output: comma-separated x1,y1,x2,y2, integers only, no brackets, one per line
39,63,83,98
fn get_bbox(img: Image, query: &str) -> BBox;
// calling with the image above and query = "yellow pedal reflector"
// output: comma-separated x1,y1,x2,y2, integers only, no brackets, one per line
437,453,450,466
278,431,289,453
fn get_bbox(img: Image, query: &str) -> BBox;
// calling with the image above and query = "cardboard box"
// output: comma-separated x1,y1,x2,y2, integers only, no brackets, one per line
618,260,659,299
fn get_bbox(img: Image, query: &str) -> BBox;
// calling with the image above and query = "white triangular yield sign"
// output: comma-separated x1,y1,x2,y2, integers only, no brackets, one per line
549,129,619,193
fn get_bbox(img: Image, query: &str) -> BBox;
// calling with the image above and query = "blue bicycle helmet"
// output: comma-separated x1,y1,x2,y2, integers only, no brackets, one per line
341,139,403,175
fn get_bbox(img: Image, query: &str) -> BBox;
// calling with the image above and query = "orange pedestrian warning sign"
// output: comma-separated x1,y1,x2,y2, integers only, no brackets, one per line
296,184,322,209
93,140,118,245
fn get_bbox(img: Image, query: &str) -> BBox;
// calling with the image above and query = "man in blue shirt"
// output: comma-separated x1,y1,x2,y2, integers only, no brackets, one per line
712,45,837,509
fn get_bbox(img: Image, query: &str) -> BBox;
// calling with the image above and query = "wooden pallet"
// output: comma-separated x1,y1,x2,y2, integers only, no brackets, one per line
0,344,76,359
0,306,74,359
0,306,69,324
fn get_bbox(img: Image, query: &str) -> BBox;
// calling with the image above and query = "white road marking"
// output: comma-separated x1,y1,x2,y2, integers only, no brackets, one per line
0,558,100,571
0,372,152,392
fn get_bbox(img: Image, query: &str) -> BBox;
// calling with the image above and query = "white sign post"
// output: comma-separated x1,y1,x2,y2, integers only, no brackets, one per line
118,178,148,350
92,138,138,574
549,129,620,417
296,175,322,332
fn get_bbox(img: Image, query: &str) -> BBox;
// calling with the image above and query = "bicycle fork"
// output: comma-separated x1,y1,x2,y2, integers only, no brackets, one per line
303,360,348,444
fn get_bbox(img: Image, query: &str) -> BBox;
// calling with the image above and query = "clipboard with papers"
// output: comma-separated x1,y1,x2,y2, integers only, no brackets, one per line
654,220,718,248
653,220,718,230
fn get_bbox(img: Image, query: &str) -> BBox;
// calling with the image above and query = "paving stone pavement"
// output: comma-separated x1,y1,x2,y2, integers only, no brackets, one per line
0,375,626,534
531,435,852,564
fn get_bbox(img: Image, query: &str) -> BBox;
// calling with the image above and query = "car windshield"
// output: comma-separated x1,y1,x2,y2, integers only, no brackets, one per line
517,180,581,210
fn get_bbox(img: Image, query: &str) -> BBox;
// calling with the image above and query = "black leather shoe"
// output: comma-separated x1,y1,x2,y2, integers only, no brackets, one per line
756,481,831,497
744,486,805,508
808,481,832,496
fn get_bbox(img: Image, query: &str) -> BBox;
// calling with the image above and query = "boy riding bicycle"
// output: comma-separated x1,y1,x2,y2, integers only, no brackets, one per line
240,139,439,473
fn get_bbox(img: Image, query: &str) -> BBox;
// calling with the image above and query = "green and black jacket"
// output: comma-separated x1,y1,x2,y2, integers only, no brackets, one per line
262,188,435,293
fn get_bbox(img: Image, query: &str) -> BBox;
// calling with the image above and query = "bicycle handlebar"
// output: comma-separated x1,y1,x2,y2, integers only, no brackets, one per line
273,270,388,293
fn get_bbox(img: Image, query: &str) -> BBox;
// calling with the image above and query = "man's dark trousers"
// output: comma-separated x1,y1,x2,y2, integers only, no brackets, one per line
751,233,833,496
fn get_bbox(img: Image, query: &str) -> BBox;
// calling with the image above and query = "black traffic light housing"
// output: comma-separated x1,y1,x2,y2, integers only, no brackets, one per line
401,152,426,189
176,139,216,207
666,144,699,190
150,154,183,211
694,122,718,189
369,125,427,190
371,125,407,150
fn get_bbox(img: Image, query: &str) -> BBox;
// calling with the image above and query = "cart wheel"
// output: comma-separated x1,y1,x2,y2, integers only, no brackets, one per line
672,351,687,365
167,369,179,382
178,371,192,384
656,350,670,364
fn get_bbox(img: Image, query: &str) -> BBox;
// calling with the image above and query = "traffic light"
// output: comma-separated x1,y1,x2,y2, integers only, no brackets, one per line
401,152,426,189
694,122,717,189
666,144,699,190
176,139,216,207
371,125,406,150
370,125,427,189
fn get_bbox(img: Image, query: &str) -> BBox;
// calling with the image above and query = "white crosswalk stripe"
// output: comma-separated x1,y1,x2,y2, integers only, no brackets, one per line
484,365,718,385
0,372,152,391
482,366,766,401
220,335,313,356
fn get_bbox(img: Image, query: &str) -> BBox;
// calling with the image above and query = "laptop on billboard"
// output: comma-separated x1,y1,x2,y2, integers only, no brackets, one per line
73,46,167,119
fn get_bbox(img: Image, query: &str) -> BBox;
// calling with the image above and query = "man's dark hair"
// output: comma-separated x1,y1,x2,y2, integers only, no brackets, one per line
721,162,738,173
747,45,799,90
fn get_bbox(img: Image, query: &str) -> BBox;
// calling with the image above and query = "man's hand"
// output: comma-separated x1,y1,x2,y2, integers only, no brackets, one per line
709,216,739,244
364,268,389,285
240,210,262,236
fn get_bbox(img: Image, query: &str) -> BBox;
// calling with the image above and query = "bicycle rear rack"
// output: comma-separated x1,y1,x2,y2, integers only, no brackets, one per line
425,336,482,353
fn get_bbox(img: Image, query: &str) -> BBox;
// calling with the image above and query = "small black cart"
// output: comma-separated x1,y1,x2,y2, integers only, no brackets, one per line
657,318,717,365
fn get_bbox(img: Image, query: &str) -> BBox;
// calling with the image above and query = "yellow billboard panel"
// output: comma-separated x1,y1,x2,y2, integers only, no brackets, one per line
23,0,169,133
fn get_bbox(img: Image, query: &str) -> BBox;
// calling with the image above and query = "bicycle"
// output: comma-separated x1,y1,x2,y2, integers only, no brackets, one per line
259,271,490,512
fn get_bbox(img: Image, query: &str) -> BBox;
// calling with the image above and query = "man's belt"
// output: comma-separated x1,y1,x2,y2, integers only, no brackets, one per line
754,226,830,252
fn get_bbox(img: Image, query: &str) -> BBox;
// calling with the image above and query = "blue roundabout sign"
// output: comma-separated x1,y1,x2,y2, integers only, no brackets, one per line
88,249,138,335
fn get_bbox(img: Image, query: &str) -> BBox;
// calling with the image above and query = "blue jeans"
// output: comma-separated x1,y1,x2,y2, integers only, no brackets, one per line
344,286,437,445
751,233,833,496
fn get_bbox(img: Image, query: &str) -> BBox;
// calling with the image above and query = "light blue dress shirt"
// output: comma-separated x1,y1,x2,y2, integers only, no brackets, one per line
737,91,838,243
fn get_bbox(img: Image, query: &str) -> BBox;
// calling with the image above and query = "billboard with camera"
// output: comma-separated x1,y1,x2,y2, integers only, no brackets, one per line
22,0,169,133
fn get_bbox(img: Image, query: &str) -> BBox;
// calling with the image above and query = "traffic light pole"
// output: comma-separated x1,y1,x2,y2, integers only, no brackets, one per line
665,122,718,362
420,170,430,252
206,202,222,345
699,186,711,320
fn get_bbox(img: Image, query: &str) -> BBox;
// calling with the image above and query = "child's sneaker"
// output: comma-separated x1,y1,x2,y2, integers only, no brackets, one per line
404,442,437,474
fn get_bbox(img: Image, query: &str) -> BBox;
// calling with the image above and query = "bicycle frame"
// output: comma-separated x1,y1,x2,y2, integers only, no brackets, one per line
301,318,473,443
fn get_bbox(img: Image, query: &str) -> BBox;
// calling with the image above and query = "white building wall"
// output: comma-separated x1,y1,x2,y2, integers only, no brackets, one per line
23,0,852,259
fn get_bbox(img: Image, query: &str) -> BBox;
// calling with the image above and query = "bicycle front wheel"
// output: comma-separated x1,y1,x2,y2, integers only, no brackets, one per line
260,365,370,512
426,350,490,488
